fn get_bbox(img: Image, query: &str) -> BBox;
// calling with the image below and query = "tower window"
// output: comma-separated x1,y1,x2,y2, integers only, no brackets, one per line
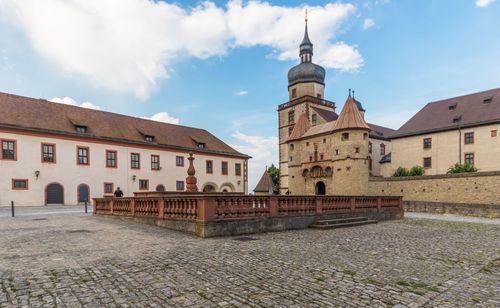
335,149,339,155
288,127,294,136
290,144,294,150
306,142,309,146
317,94,321,99
292,89,297,98
492,130,497,137
368,142,372,154
320,154,324,160
288,111,294,122
380,144,386,156
341,133,349,141
323,138,326,143
312,114,317,125
355,147,360,153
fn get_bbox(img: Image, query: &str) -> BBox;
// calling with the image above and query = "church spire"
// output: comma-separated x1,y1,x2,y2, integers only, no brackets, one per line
300,9,313,63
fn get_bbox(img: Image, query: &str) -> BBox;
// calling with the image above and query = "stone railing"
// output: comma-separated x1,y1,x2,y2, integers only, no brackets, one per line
94,194,402,223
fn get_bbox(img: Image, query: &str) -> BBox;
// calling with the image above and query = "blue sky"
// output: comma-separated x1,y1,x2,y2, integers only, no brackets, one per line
1,0,499,190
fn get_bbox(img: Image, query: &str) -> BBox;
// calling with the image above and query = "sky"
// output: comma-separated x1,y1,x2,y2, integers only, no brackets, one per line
0,0,499,191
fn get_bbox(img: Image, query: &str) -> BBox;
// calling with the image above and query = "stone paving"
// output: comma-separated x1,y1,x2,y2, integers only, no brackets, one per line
0,215,499,307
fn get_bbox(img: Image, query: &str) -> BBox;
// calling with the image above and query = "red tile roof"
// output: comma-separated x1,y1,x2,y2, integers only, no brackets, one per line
332,95,370,131
253,169,276,192
391,88,500,138
0,92,250,158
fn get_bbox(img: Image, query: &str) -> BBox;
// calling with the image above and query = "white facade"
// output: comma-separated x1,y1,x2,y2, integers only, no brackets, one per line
0,129,248,206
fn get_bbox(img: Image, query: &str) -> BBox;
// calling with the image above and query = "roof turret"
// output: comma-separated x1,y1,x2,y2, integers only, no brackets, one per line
332,94,370,131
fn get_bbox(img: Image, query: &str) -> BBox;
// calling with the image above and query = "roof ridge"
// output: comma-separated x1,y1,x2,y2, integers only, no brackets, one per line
428,87,500,104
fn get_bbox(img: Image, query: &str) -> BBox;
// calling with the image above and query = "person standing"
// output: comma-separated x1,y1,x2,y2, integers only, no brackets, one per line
114,187,124,197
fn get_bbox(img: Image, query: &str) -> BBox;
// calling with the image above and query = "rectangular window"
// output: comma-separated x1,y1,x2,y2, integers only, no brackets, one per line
464,132,474,144
288,111,294,122
206,160,213,174
151,155,160,170
341,133,349,141
380,144,386,156
423,157,432,168
221,161,228,175
1,140,16,160
176,156,184,167
42,143,56,163
368,142,372,154
176,181,184,191
75,125,87,133
131,153,140,169
288,127,294,136
145,135,154,142
492,130,498,137
291,88,297,98
12,179,28,190
139,179,149,190
465,153,474,165
423,138,432,149
235,163,241,176
355,147,360,153
104,183,113,194
106,150,117,168
77,146,89,165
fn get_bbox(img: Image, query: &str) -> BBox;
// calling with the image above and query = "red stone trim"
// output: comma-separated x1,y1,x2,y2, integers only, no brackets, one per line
0,138,17,161
131,152,140,169
41,142,56,164
12,179,28,190
106,150,118,168
76,146,90,165
44,182,64,205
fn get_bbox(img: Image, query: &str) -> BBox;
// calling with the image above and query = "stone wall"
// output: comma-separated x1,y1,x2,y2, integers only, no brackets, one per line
404,201,500,219
369,171,500,213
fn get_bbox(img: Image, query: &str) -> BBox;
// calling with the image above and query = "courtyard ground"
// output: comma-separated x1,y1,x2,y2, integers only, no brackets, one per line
0,213,498,307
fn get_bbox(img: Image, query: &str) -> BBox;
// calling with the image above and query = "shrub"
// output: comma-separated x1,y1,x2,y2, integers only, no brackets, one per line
447,163,478,174
409,166,424,176
393,167,409,177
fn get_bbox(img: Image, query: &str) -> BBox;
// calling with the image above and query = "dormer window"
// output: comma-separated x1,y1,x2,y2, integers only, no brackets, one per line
453,116,461,123
145,135,154,142
197,142,205,149
75,125,87,133
483,98,492,104
448,104,456,110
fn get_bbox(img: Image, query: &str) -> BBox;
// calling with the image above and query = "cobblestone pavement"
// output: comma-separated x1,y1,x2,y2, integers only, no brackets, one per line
0,215,499,307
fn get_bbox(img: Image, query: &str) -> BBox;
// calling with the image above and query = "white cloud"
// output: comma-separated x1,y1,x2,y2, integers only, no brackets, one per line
0,0,363,99
229,131,278,192
363,18,375,30
476,0,496,7
235,90,248,96
50,96,100,110
141,112,179,124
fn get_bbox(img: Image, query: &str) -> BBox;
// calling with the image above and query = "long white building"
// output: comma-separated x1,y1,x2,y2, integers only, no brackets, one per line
0,92,250,206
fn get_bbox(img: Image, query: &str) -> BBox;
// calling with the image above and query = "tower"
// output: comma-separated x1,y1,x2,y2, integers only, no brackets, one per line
278,12,334,194
331,94,371,195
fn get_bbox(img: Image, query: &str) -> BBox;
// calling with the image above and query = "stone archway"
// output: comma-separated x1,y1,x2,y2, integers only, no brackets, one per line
315,181,326,195
202,183,217,193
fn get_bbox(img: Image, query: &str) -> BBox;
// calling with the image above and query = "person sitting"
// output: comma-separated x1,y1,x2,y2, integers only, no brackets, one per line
114,187,124,197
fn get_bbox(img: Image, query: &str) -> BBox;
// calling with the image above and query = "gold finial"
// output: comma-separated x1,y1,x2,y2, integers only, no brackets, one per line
305,8,308,23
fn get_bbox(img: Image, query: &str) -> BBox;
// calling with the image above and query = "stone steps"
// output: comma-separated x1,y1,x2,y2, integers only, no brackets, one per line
309,216,377,229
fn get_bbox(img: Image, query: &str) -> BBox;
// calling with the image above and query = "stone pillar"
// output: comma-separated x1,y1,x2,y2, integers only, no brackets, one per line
186,152,199,193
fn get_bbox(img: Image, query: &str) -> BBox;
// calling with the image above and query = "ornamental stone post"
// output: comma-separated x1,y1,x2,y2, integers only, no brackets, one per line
186,152,199,192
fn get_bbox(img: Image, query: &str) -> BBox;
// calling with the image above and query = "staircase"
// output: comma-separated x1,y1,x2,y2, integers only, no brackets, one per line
309,216,377,229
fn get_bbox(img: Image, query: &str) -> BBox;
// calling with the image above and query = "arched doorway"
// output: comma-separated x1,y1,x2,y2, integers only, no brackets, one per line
203,184,216,193
156,185,165,192
315,181,326,195
77,184,89,203
46,183,64,205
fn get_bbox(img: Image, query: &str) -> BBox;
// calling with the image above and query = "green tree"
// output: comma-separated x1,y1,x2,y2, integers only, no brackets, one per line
267,164,279,191
447,163,478,174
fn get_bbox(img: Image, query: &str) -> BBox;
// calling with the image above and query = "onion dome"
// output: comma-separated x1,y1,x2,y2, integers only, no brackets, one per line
288,19,325,88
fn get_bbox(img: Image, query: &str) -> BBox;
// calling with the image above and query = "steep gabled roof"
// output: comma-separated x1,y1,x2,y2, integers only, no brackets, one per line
289,112,311,140
253,169,276,193
391,88,500,138
0,92,250,158
332,95,370,131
